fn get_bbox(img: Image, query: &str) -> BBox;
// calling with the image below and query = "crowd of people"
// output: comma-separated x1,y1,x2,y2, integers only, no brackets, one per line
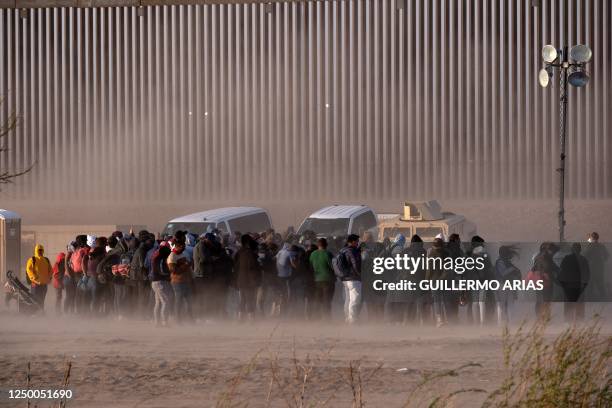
16,227,609,327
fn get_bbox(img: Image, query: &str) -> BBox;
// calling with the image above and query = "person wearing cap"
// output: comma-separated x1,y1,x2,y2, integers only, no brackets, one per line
26,244,53,310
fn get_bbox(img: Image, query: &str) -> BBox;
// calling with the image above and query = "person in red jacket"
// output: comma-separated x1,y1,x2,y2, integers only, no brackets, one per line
52,252,66,315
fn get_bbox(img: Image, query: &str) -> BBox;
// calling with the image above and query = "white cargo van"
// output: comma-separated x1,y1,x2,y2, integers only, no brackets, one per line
297,205,378,238
163,207,272,237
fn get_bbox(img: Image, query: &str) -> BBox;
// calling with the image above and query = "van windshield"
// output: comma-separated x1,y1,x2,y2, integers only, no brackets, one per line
298,218,350,237
163,222,213,237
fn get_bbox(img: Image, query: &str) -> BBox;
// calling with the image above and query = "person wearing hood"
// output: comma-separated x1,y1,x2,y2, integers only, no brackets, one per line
26,244,53,309
183,233,197,264
52,252,66,315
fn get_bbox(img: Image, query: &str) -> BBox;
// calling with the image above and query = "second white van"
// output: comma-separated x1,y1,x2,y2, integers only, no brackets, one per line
163,207,272,237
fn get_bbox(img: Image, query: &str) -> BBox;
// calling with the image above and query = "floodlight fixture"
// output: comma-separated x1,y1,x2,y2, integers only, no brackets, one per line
541,44,558,63
569,44,592,64
538,68,550,88
568,66,589,87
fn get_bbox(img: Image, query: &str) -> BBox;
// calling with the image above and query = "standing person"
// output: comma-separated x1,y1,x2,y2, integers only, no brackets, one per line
360,231,386,322
495,246,521,326
583,232,610,301
309,238,335,320
386,234,409,324
289,244,311,319
193,232,230,318
63,242,78,314
335,234,362,324
559,243,591,322
167,241,194,324
445,234,464,324
465,236,493,326
406,235,427,325
51,252,66,315
275,242,296,317
97,234,126,318
234,235,262,321
150,243,172,327
531,242,559,320
82,243,106,315
427,238,448,328
112,236,133,320
130,232,154,319
258,242,279,317
26,244,53,310
71,235,90,314
192,234,208,316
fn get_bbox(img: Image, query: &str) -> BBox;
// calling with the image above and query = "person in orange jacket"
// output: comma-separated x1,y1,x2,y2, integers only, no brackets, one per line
26,244,53,309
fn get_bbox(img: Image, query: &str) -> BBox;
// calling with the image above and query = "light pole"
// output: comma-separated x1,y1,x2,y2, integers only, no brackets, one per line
539,44,592,242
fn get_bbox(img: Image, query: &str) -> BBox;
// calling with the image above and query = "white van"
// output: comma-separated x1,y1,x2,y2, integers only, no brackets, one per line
163,207,272,237
297,205,378,238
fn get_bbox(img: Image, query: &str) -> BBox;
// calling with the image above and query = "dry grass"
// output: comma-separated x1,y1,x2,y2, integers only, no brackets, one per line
214,317,610,407
15,317,610,407
482,317,611,407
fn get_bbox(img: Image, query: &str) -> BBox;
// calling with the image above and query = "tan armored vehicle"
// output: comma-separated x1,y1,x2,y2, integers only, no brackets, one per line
377,200,477,242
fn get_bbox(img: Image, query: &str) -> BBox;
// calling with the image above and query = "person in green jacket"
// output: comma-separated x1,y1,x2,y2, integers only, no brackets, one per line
309,238,335,320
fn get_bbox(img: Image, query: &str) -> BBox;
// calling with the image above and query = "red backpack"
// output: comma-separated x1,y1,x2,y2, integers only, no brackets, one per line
71,247,89,273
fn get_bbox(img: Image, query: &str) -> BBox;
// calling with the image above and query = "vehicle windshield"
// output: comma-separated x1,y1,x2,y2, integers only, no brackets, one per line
162,222,213,237
414,226,444,239
382,227,412,239
297,218,350,237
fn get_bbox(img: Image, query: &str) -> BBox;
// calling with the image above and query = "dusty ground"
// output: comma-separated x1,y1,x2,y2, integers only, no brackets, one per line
1,304,611,408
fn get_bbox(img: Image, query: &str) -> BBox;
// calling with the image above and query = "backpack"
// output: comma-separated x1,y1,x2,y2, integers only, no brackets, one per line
70,247,89,273
332,249,351,280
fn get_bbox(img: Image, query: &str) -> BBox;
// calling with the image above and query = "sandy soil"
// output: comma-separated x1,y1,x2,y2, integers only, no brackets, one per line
1,305,611,408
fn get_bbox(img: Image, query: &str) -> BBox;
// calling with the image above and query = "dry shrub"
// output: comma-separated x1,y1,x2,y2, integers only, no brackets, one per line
265,338,338,407
483,317,612,407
